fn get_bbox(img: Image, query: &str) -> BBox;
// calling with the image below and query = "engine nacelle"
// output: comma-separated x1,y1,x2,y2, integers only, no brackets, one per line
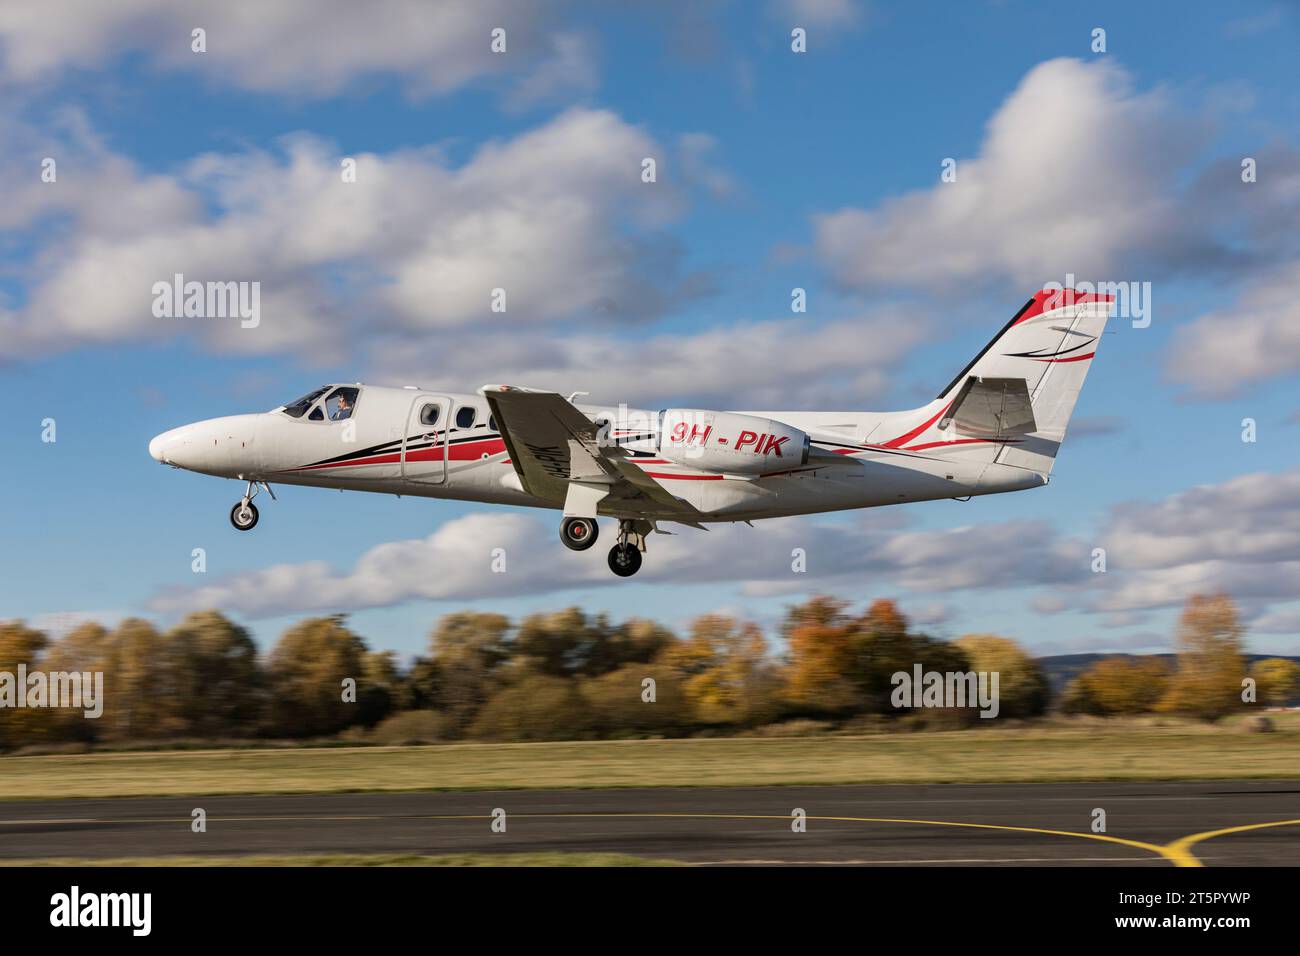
658,409,810,476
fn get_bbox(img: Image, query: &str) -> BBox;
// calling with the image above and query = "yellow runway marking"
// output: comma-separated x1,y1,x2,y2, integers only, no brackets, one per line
473,812,1170,861
6,811,1298,866
1162,818,1300,867
411,811,1300,866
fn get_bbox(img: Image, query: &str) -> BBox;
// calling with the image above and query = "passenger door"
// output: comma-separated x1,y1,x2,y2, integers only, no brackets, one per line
401,394,451,485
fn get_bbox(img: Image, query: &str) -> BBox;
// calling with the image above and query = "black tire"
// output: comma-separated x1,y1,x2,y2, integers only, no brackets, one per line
559,516,599,551
607,542,642,577
230,501,259,531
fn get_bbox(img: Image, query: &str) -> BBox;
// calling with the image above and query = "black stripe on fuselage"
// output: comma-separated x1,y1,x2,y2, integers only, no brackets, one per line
810,439,919,459
304,429,501,468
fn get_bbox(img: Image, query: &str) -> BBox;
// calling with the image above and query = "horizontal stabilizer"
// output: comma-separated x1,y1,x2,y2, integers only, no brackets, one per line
941,377,1036,439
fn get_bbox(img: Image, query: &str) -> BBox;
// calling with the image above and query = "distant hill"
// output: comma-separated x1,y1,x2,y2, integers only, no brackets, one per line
1036,653,1300,698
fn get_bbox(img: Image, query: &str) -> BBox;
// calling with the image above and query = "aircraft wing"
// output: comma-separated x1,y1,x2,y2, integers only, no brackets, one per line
481,386,698,516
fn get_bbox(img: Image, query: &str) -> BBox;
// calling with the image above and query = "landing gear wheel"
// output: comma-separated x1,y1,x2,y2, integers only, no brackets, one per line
559,516,599,551
230,501,259,531
607,542,642,577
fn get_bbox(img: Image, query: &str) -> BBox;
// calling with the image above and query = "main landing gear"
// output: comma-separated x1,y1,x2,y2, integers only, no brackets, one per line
559,516,599,551
558,517,651,576
230,480,275,531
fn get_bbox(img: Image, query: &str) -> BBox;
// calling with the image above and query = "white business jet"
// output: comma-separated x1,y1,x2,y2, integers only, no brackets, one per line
149,288,1113,576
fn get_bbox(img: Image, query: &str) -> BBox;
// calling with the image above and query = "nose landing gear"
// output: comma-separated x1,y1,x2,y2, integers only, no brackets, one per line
231,480,275,531
230,500,259,531
607,519,649,577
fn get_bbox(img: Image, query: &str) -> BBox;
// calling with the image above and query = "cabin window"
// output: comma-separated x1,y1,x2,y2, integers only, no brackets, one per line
419,404,441,427
455,406,477,429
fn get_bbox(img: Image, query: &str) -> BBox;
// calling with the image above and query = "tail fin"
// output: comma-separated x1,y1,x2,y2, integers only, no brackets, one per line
935,288,1113,476
862,289,1112,475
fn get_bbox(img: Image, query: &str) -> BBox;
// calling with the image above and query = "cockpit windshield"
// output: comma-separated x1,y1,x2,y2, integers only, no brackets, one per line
280,386,331,419
279,385,363,421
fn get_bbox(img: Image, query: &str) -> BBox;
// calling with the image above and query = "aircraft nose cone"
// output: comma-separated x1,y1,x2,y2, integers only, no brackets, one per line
149,426,186,464
147,417,261,474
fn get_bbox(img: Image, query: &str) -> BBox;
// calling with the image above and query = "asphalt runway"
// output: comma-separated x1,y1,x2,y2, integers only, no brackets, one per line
2,780,1298,865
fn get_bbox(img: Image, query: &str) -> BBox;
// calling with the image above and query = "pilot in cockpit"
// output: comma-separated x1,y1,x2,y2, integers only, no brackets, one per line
331,392,354,421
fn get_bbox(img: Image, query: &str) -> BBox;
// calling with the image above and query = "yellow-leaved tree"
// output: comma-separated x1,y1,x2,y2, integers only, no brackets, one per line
1158,594,1246,720
1249,658,1300,707
1059,657,1170,715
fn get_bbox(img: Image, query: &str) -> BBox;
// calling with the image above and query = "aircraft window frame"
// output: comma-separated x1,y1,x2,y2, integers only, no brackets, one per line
454,406,477,429
323,386,361,423
308,406,325,421
419,403,441,427
281,386,331,419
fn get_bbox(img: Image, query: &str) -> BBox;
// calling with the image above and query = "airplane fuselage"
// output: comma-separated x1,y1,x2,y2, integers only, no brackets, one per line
149,383,1044,524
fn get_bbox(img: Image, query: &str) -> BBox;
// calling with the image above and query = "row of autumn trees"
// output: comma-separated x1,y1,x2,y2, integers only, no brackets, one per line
0,593,1293,750
1061,594,1299,717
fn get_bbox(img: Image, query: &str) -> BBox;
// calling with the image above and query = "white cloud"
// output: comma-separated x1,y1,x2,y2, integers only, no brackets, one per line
26,609,130,639
368,307,925,409
768,0,864,30
146,508,1077,619
1105,469,1300,571
804,56,1300,394
904,601,951,628
1031,594,1070,615
150,513,575,617
145,467,1300,625
1166,260,1300,397
813,58,1215,291
1067,416,1125,439
0,0,588,103
676,133,735,200
1093,469,1300,612
0,107,705,360
502,31,599,112
1249,604,1300,638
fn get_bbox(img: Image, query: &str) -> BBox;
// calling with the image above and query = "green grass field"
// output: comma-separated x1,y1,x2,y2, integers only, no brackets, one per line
3,716,1297,800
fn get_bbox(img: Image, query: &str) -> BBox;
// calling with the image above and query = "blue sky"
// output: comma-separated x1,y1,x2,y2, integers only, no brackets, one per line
2,1,1299,660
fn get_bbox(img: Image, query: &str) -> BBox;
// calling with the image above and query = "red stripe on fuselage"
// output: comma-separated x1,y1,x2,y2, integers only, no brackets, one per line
902,438,1021,452
287,437,507,472
879,400,955,448
291,452,402,472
